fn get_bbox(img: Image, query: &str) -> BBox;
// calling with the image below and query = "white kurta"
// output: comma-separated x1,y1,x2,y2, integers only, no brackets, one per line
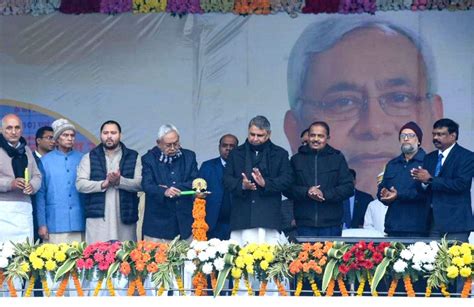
76,146,142,244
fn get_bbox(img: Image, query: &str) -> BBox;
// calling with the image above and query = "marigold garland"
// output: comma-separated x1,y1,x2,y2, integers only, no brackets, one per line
356,277,366,296
42,277,51,297
244,275,253,295
460,276,472,298
258,280,267,296
337,276,349,296
136,277,146,296
231,278,240,296
403,275,415,297
25,275,35,297
192,271,208,296
93,278,103,296
308,276,321,296
294,274,303,296
192,198,209,241
425,285,432,297
157,285,165,296
440,283,450,297
0,271,4,288
175,276,186,296
56,273,70,297
388,278,398,297
325,279,335,296
106,278,116,296
274,277,288,296
71,271,84,297
7,278,17,297
127,279,136,296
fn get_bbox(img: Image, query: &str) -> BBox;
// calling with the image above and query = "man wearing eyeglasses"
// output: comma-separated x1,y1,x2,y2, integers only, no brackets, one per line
284,18,443,197
412,118,474,242
377,121,429,237
33,126,55,161
141,124,198,242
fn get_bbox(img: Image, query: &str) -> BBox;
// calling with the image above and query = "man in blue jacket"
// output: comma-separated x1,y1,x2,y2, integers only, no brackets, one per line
378,121,429,237
412,118,474,242
36,119,85,243
141,124,198,241
198,134,238,240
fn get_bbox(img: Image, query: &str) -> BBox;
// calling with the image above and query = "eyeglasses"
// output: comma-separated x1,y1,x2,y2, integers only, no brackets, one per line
400,133,417,139
297,91,429,121
41,136,54,140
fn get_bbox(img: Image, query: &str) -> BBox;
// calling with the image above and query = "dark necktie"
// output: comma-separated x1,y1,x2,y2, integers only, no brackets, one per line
434,153,443,176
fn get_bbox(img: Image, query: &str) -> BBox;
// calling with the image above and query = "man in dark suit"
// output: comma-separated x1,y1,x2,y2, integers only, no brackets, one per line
141,124,198,241
412,118,474,242
343,169,373,229
198,134,238,240
223,115,293,244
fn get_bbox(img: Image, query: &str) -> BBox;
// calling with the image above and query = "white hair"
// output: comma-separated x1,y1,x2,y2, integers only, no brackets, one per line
157,124,180,141
287,17,437,112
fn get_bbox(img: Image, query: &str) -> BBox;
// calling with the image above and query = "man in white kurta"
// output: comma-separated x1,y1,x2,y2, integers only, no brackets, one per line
76,120,142,244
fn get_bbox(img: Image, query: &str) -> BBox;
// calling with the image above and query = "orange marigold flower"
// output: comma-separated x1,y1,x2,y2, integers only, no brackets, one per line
299,251,309,262
318,257,327,266
155,253,167,264
147,262,158,273
312,249,323,259
120,262,131,275
302,263,310,273
313,242,323,250
135,261,146,272
137,241,144,250
142,253,151,263
302,243,312,252
130,249,142,262
144,241,156,252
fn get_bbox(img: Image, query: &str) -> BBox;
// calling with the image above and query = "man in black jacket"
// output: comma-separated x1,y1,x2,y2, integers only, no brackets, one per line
223,115,292,245
290,121,354,237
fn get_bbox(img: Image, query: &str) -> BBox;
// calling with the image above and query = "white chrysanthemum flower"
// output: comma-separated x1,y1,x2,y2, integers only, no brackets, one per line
412,263,422,271
411,242,427,253
0,256,8,269
1,242,15,258
400,249,413,260
195,241,209,251
202,262,213,275
393,260,408,273
206,246,218,259
187,249,197,260
214,257,225,271
198,251,209,262
423,264,434,271
216,243,229,255
208,238,221,246
429,241,439,251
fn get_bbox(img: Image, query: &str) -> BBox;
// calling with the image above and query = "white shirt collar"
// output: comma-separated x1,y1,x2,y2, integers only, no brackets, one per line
220,158,226,167
35,150,42,158
438,142,456,164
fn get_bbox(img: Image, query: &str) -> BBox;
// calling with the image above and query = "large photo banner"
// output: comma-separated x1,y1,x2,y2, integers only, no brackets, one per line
1,11,473,196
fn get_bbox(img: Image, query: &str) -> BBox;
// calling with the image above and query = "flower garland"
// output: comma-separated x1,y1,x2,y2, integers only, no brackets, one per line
192,198,209,241
302,0,339,13
59,0,101,14
233,0,270,14
269,0,303,17
0,0,31,15
166,0,203,16
187,239,230,295
289,242,332,296
132,0,167,13
339,0,377,14
100,0,132,14
77,241,122,296
199,0,234,12
338,241,389,296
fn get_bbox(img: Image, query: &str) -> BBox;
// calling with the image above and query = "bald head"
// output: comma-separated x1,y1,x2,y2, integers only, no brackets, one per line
1,114,23,146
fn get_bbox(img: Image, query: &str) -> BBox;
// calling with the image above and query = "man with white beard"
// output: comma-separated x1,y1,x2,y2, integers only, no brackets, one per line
377,122,429,237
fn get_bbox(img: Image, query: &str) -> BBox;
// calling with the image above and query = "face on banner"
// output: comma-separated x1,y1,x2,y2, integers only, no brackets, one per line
285,25,443,196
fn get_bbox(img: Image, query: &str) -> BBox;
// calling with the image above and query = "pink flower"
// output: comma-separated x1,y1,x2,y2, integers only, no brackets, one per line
84,258,94,270
77,258,85,269
94,252,105,263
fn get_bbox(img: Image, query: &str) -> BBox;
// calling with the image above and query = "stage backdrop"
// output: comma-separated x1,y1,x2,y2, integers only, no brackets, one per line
1,11,473,196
